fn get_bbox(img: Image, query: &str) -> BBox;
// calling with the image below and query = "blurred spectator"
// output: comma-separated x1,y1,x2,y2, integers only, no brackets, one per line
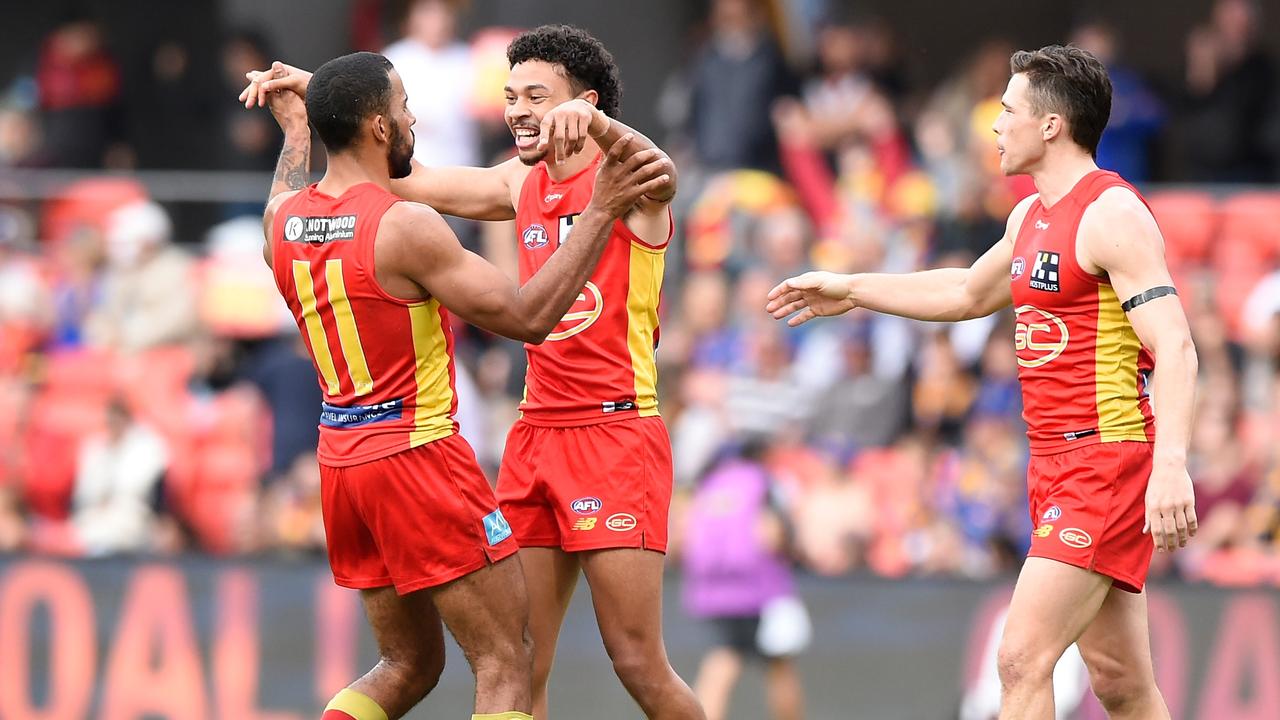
71,399,169,555
1179,0,1277,182
48,225,106,349
219,30,283,173
681,442,809,720
84,201,199,351
383,0,480,169
1070,20,1165,183
0,486,24,552
255,452,324,553
35,19,122,167
0,105,41,167
244,335,322,483
129,38,218,170
0,207,51,373
686,0,797,173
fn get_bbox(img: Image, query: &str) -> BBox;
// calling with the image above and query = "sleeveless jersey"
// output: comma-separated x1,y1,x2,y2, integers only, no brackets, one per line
1009,169,1156,455
272,183,458,467
514,155,671,426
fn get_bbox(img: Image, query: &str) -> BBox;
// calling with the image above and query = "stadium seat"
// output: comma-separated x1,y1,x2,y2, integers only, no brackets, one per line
1146,190,1217,268
1214,192,1280,337
42,349,117,400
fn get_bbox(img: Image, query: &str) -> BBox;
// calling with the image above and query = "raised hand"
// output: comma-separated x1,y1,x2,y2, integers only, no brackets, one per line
538,98,608,165
239,61,313,109
765,271,857,326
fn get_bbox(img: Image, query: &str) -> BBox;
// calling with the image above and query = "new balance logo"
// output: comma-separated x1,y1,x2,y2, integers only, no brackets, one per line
1034,219,1050,230
1029,251,1060,292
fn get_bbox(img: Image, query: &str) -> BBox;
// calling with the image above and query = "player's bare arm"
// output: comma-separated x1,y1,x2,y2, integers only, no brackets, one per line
767,194,1037,325
381,134,671,343
253,63,311,203
241,61,526,221
537,98,677,245
1079,187,1199,554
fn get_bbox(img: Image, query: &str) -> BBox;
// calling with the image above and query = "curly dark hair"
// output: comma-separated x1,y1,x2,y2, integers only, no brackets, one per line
1010,45,1112,158
507,24,622,118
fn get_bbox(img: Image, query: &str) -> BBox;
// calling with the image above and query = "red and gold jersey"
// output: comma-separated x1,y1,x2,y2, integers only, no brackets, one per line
1010,169,1156,455
515,155,670,426
271,183,458,467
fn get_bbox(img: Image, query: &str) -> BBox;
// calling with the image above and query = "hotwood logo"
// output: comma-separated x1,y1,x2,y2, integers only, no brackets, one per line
284,215,357,244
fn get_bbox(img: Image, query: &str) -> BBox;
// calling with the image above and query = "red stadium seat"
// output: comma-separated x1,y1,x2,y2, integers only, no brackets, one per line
1214,192,1280,338
1146,190,1218,268
42,349,117,400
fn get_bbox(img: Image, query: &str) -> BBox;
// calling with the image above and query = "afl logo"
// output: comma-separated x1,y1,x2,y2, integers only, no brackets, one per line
284,216,305,242
1014,305,1069,369
571,497,602,515
1011,257,1026,280
605,513,637,532
1041,505,1062,522
547,281,603,341
1059,527,1093,549
522,224,549,249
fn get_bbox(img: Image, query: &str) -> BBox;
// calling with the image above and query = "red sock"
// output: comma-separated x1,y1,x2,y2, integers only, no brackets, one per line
322,711,357,720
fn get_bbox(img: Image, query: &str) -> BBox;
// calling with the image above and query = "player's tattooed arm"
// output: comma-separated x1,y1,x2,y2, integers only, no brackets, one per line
270,136,311,200
242,61,313,200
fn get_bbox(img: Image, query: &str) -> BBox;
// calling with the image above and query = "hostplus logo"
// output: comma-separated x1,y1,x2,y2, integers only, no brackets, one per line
1029,250,1060,293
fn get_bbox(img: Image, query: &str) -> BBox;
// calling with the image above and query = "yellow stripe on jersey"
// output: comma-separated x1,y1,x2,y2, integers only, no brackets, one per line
325,259,374,396
292,260,341,396
408,300,456,447
1095,284,1149,442
627,241,665,417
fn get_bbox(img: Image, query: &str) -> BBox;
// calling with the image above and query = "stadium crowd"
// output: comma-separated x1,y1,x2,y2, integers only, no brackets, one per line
1,0,1279,588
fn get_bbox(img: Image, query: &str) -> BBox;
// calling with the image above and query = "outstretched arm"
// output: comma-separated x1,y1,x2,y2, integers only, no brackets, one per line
386,135,673,343
242,61,520,221
767,195,1036,325
1081,187,1198,554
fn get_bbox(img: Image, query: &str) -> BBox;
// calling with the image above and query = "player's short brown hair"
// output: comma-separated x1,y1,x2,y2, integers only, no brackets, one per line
1010,45,1112,157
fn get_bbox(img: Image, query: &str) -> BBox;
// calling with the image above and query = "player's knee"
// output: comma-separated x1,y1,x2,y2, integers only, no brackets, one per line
1086,656,1149,713
382,649,445,702
606,638,668,690
472,632,533,684
996,639,1056,691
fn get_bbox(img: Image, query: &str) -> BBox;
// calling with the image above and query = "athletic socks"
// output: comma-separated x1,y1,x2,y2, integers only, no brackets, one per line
322,689,388,720
471,714,534,720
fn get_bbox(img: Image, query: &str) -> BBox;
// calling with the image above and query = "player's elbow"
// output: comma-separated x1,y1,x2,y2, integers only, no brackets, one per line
520,318,555,345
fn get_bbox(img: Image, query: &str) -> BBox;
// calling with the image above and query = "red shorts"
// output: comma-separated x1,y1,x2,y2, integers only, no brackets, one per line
320,433,518,594
1026,441,1155,593
496,416,673,553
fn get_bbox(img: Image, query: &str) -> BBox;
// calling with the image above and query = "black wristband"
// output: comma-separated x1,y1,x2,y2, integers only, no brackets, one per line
1120,285,1178,312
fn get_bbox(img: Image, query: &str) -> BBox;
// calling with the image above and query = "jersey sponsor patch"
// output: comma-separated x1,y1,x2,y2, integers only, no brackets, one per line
285,214,357,244
483,508,513,546
319,399,405,428
557,213,578,245
1029,251,1060,292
